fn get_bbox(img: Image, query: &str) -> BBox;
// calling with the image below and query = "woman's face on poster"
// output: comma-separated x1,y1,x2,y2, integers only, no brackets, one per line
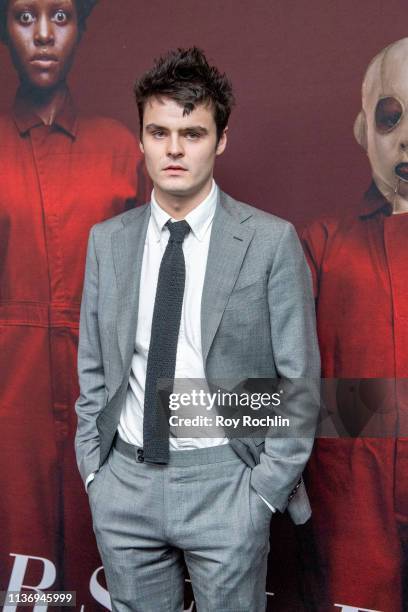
6,0,79,91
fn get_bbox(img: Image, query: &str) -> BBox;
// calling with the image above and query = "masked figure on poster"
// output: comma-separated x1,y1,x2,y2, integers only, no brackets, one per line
302,38,408,612
0,0,145,606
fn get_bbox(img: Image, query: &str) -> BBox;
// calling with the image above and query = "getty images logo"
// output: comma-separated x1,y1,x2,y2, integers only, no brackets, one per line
3,554,383,612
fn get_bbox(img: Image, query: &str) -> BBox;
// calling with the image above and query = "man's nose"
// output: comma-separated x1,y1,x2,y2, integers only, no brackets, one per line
167,134,184,158
34,15,55,46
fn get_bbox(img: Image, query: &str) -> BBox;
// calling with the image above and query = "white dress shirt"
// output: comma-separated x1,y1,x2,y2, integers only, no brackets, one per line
118,179,228,450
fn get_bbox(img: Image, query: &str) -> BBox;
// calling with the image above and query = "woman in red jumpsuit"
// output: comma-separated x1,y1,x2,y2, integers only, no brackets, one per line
0,0,144,607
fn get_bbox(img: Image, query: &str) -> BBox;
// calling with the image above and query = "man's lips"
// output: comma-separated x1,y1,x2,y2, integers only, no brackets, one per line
162,166,188,174
395,163,408,181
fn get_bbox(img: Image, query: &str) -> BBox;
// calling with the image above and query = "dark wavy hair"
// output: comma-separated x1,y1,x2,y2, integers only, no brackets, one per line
0,0,98,43
134,47,235,142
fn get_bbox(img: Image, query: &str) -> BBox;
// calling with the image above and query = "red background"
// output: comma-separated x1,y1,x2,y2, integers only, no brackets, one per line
2,0,407,228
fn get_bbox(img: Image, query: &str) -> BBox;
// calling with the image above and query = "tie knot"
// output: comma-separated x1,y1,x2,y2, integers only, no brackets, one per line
166,220,191,243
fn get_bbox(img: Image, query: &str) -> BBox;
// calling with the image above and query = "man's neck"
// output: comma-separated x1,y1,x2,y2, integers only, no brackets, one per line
20,82,68,126
153,180,213,220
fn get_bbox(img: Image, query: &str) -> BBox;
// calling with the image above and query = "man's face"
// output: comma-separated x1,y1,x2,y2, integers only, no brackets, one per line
140,96,227,202
6,0,79,90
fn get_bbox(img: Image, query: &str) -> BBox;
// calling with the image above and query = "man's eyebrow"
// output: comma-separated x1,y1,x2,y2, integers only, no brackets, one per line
145,124,209,134
145,124,166,131
180,126,208,134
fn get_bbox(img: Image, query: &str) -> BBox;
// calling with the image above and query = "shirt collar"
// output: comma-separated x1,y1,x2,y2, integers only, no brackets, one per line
12,88,78,138
150,179,218,242
359,182,392,219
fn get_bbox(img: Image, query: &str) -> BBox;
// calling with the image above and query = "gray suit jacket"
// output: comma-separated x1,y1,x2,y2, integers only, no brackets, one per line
75,190,320,524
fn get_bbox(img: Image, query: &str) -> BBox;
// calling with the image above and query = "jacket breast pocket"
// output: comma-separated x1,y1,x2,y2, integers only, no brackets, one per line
225,277,266,311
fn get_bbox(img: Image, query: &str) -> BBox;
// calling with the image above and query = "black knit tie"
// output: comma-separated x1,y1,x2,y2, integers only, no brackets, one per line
143,219,191,463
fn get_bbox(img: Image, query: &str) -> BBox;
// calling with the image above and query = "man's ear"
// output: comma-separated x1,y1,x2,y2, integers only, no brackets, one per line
216,126,228,156
139,138,144,154
353,110,368,150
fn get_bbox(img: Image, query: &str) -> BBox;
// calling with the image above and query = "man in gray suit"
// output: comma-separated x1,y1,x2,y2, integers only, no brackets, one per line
75,47,320,612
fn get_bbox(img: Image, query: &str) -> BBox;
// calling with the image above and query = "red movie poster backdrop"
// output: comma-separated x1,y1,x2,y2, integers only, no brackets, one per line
1,1,407,610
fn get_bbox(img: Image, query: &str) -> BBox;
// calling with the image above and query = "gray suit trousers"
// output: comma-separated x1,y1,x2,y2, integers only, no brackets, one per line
89,439,273,612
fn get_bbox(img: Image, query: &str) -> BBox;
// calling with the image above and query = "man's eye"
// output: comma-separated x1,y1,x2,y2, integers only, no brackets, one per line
185,132,200,140
19,12,35,24
152,131,165,138
53,10,68,23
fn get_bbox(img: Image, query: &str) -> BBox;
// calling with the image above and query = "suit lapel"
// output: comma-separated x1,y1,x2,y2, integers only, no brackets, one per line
201,191,255,363
112,204,151,368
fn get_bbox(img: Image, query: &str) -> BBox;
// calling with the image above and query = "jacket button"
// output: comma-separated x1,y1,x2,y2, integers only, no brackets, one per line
137,456,144,463
137,449,143,455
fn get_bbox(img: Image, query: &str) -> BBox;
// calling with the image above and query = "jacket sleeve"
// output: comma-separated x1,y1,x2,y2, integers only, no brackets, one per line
74,227,105,485
250,222,321,512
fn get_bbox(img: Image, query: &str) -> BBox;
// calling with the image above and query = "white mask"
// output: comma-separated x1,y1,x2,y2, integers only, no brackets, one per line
354,38,408,211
